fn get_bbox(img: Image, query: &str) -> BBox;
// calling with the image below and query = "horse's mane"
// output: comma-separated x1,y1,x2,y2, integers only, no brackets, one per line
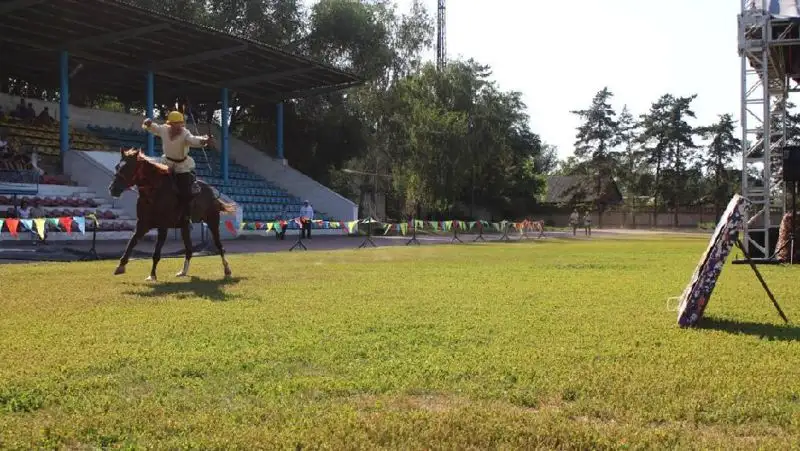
125,148,170,175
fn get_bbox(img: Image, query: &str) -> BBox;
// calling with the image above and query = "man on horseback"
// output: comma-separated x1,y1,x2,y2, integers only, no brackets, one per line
142,111,212,224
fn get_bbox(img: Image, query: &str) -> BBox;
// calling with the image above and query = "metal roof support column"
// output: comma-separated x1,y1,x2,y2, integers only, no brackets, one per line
59,50,69,172
276,102,284,161
146,71,155,156
221,87,230,182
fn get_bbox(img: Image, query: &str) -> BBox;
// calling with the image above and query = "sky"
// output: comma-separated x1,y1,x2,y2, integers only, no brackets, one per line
307,0,743,160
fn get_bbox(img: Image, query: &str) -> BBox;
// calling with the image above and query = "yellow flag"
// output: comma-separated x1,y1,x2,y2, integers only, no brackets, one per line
346,220,358,233
400,223,408,235
33,218,46,240
266,222,274,232
239,222,246,231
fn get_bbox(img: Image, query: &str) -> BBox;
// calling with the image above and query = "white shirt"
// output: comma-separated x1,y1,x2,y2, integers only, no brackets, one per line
145,123,206,161
300,205,314,219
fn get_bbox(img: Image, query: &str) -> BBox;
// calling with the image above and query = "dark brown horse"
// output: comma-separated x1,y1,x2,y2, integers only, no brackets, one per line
108,148,236,281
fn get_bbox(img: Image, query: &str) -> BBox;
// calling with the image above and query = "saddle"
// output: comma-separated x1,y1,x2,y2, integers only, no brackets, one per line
168,170,202,197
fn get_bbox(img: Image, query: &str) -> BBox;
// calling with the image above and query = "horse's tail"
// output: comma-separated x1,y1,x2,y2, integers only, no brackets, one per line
215,197,237,214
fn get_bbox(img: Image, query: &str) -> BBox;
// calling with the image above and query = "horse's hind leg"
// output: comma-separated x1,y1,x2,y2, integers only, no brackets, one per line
176,223,193,277
114,223,147,275
146,227,168,282
209,218,231,278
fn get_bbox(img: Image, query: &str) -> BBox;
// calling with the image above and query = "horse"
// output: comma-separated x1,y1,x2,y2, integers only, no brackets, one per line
108,147,236,281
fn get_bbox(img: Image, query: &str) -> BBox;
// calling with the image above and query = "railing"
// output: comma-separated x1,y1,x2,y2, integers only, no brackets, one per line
0,169,40,194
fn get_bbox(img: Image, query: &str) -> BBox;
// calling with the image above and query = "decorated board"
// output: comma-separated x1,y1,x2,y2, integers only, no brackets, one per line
676,194,750,327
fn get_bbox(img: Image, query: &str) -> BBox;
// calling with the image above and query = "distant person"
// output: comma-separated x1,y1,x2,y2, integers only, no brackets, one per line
569,208,579,236
24,103,35,122
11,98,26,119
16,199,31,219
583,211,592,237
299,200,314,239
34,107,54,126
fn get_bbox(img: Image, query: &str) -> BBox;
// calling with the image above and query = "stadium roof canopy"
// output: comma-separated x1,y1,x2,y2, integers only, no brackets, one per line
0,0,363,104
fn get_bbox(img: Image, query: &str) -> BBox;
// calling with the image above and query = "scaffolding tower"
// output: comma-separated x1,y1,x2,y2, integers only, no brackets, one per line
738,0,797,257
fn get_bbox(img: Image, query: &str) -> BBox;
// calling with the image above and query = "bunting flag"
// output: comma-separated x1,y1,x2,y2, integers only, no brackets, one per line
33,218,46,239
73,216,86,234
0,216,95,239
1,214,547,240
59,217,72,234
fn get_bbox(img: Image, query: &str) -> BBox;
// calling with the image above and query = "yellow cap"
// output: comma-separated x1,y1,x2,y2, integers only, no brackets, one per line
166,111,184,124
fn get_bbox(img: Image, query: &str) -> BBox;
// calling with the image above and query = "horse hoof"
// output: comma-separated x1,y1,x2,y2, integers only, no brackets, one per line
145,275,157,282
114,266,126,275
175,271,188,278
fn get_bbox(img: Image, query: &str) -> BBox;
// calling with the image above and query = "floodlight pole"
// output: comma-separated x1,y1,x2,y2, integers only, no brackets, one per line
146,71,155,156
59,50,70,173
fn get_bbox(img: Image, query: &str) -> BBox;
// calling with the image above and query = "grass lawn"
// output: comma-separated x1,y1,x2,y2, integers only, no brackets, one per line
1,236,799,449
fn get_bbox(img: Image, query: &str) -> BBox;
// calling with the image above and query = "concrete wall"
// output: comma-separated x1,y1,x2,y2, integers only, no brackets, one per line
542,210,785,229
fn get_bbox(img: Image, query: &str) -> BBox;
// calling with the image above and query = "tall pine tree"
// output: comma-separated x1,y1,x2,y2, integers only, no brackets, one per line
698,114,741,219
569,87,621,225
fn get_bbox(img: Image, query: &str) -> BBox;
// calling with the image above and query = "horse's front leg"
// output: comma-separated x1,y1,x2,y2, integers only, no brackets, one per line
114,223,148,275
209,218,232,278
176,222,193,277
146,227,168,282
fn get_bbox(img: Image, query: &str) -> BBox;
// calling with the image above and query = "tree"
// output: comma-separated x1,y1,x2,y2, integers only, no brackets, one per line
615,105,648,225
698,114,742,219
638,94,698,226
568,87,621,225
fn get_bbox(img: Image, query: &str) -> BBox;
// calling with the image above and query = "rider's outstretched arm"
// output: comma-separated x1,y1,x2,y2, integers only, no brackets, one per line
185,131,210,148
142,118,166,135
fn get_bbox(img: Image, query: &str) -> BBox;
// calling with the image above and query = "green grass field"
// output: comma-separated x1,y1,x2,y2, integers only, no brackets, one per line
1,236,799,449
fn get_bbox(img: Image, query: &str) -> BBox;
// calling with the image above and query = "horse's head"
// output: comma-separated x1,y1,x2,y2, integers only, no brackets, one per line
108,147,142,198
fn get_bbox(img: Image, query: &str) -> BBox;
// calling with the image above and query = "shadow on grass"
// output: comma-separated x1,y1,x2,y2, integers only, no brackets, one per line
698,316,800,342
124,276,246,301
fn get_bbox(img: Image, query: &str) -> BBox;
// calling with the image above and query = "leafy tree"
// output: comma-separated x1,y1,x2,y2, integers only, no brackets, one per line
638,94,698,225
697,114,742,219
568,87,621,225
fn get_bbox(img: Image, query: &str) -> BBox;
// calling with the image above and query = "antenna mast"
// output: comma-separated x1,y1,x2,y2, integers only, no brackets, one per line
436,0,446,70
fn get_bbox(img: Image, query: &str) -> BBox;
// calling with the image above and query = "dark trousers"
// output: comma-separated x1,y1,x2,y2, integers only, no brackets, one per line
300,219,311,239
175,172,195,223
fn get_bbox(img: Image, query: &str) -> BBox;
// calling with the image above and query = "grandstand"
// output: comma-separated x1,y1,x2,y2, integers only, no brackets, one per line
0,0,361,241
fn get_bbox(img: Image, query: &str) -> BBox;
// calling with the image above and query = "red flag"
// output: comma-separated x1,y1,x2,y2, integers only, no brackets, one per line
255,222,263,230
4,218,19,238
59,216,73,234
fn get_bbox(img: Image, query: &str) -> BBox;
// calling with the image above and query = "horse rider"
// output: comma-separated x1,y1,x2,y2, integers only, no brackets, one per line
142,111,212,224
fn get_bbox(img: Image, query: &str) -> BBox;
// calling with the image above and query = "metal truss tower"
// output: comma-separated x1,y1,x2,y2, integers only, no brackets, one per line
437,0,446,70
738,0,794,257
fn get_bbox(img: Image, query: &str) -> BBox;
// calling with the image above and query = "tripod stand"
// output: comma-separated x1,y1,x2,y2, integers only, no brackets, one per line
498,222,511,242
473,221,486,242
290,219,309,251
405,220,420,245
450,221,463,243
78,217,99,261
358,218,377,248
